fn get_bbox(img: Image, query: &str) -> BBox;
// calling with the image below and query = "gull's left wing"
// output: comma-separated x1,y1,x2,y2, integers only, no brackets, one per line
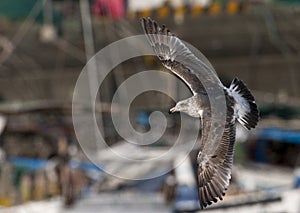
141,17,223,95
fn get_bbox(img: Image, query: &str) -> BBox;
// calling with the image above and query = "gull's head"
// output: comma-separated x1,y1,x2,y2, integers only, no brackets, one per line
169,100,189,114
169,97,201,118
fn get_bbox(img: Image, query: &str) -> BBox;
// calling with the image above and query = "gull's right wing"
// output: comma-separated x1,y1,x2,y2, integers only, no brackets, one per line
197,93,236,209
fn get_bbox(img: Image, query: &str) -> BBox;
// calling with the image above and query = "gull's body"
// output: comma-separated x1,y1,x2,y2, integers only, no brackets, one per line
141,18,259,209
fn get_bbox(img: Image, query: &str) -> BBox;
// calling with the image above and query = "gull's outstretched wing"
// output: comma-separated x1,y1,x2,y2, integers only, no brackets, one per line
141,17,223,95
141,17,234,209
197,93,236,209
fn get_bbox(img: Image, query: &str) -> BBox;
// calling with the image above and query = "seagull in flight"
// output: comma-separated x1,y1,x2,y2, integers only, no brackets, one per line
141,17,259,209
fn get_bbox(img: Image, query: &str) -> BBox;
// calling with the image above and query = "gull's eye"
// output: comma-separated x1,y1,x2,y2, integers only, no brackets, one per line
180,103,187,107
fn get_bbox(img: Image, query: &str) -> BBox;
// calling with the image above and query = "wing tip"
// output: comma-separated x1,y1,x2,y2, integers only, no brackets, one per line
140,17,173,36
140,17,152,34
198,166,231,209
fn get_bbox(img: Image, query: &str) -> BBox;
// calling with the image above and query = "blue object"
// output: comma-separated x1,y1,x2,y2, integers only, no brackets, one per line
69,160,103,172
294,171,300,188
138,111,150,128
173,185,200,212
254,128,300,164
8,157,47,170
8,157,103,173
258,128,300,144
121,174,167,192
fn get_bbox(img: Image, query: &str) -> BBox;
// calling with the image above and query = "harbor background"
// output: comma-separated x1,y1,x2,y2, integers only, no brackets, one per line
0,0,300,212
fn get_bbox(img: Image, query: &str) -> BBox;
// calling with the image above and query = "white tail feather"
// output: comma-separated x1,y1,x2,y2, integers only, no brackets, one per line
226,78,259,130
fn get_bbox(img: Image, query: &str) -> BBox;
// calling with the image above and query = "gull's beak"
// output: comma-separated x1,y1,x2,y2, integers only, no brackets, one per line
169,107,176,114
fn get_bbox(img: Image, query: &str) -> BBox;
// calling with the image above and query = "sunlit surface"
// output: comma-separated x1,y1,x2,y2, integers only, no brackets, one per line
0,0,300,212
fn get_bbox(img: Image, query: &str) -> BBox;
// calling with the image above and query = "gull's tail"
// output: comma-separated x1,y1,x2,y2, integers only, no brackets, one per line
227,78,259,130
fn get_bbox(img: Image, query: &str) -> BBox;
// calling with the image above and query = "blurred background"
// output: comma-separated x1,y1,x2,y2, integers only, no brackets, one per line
0,0,300,212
